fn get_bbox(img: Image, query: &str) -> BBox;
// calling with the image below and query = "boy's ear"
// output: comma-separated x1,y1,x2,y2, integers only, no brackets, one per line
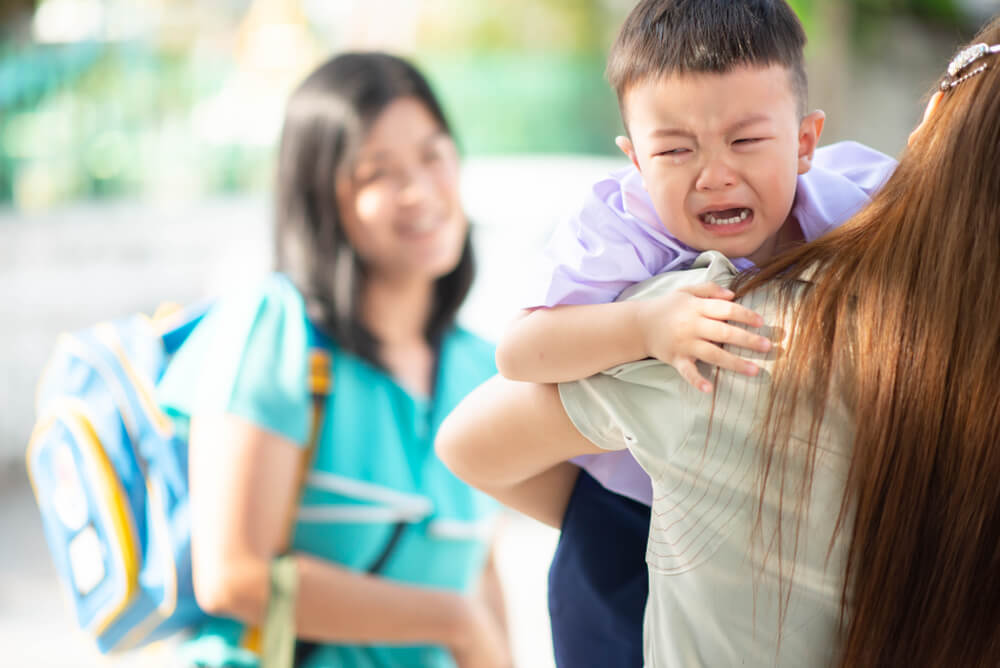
615,135,641,171
796,110,826,174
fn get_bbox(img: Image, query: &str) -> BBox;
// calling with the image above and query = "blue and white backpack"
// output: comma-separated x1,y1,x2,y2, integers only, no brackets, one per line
25,303,331,654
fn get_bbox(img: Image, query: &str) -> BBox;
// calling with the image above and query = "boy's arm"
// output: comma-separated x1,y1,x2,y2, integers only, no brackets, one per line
496,302,647,383
506,170,663,384
513,169,771,389
436,375,602,526
497,283,772,391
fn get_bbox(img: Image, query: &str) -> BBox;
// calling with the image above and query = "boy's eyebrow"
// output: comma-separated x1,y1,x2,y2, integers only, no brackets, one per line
648,127,696,140
725,114,773,134
648,114,774,140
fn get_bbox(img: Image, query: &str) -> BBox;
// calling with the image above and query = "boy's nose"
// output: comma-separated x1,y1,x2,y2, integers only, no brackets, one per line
695,158,738,191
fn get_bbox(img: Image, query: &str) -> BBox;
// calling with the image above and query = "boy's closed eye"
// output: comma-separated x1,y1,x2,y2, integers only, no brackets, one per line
732,137,771,148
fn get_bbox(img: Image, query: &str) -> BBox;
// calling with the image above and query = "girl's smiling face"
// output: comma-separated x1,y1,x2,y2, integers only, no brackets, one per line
336,96,467,284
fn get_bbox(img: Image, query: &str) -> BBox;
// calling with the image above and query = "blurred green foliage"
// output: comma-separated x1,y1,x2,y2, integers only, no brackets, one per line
789,0,975,37
0,40,272,208
415,0,624,156
418,52,622,156
0,0,986,209
854,0,965,25
419,0,616,53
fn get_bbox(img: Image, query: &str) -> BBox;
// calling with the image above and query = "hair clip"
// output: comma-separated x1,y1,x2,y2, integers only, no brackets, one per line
941,43,1000,91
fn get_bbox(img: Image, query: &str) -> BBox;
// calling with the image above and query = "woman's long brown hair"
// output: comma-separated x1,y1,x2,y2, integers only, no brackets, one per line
734,17,1000,667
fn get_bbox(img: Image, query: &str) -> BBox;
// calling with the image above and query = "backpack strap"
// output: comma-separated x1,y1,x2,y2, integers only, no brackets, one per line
279,347,332,551
265,329,410,667
154,300,214,356
288,343,404,668
253,346,333,666
366,521,406,574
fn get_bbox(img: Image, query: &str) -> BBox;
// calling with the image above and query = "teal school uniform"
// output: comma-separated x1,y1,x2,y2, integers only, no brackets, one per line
156,273,499,668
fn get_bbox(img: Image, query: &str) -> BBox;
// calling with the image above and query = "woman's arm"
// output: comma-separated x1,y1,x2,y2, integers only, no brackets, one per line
483,463,579,529
187,414,507,663
435,376,603,527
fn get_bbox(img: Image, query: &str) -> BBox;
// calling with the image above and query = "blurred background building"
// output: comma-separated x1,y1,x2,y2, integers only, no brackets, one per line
0,0,993,666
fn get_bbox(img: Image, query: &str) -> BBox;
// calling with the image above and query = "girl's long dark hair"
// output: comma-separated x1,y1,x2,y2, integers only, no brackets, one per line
734,17,1000,666
273,52,474,367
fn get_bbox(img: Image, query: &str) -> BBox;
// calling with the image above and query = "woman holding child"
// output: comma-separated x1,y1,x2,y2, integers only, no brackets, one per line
439,11,1000,668
493,0,893,665
157,53,511,668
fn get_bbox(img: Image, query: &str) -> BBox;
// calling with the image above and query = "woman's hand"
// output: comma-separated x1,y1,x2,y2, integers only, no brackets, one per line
450,595,513,668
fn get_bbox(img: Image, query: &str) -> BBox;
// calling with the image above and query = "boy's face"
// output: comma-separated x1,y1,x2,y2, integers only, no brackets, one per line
618,65,824,264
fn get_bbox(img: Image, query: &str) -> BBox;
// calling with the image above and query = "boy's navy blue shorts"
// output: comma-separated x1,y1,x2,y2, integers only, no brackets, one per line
548,469,650,668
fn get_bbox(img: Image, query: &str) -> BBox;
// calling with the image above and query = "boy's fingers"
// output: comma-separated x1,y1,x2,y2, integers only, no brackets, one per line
699,299,764,328
683,282,735,300
692,341,760,377
696,319,772,353
673,358,713,393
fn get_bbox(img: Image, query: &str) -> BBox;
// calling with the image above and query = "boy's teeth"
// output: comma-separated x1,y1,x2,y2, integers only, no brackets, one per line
704,208,750,225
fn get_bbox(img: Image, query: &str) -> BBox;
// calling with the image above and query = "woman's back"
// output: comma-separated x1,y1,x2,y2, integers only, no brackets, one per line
732,20,1000,664
439,17,1000,666
560,252,854,666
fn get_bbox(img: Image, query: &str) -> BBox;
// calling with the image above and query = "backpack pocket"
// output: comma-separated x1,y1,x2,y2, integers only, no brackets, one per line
27,322,203,653
27,400,143,645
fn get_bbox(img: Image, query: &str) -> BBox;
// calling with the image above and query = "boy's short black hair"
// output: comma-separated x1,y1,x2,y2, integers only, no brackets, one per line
607,0,808,120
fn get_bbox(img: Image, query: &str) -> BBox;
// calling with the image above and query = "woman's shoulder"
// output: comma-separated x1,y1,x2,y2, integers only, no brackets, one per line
617,251,741,301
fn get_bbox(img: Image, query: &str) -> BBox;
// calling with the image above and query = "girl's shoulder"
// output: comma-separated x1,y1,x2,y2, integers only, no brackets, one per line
157,272,315,445
444,326,494,362
210,271,315,348
237,271,307,319
438,326,497,390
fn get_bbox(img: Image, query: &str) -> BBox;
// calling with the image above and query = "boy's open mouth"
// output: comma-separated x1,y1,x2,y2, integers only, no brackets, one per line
699,208,752,226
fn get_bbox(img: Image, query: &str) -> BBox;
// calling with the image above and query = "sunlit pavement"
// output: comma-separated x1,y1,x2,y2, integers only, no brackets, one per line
0,462,559,667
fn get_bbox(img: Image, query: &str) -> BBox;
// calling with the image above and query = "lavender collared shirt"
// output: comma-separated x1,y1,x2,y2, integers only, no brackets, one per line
526,140,897,506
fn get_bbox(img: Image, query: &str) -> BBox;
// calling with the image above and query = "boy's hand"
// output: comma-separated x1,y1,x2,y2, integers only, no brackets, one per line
636,282,772,393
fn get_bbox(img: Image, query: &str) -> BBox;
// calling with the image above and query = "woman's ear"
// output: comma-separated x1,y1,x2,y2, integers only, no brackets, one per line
796,110,826,175
909,91,944,145
615,135,641,172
